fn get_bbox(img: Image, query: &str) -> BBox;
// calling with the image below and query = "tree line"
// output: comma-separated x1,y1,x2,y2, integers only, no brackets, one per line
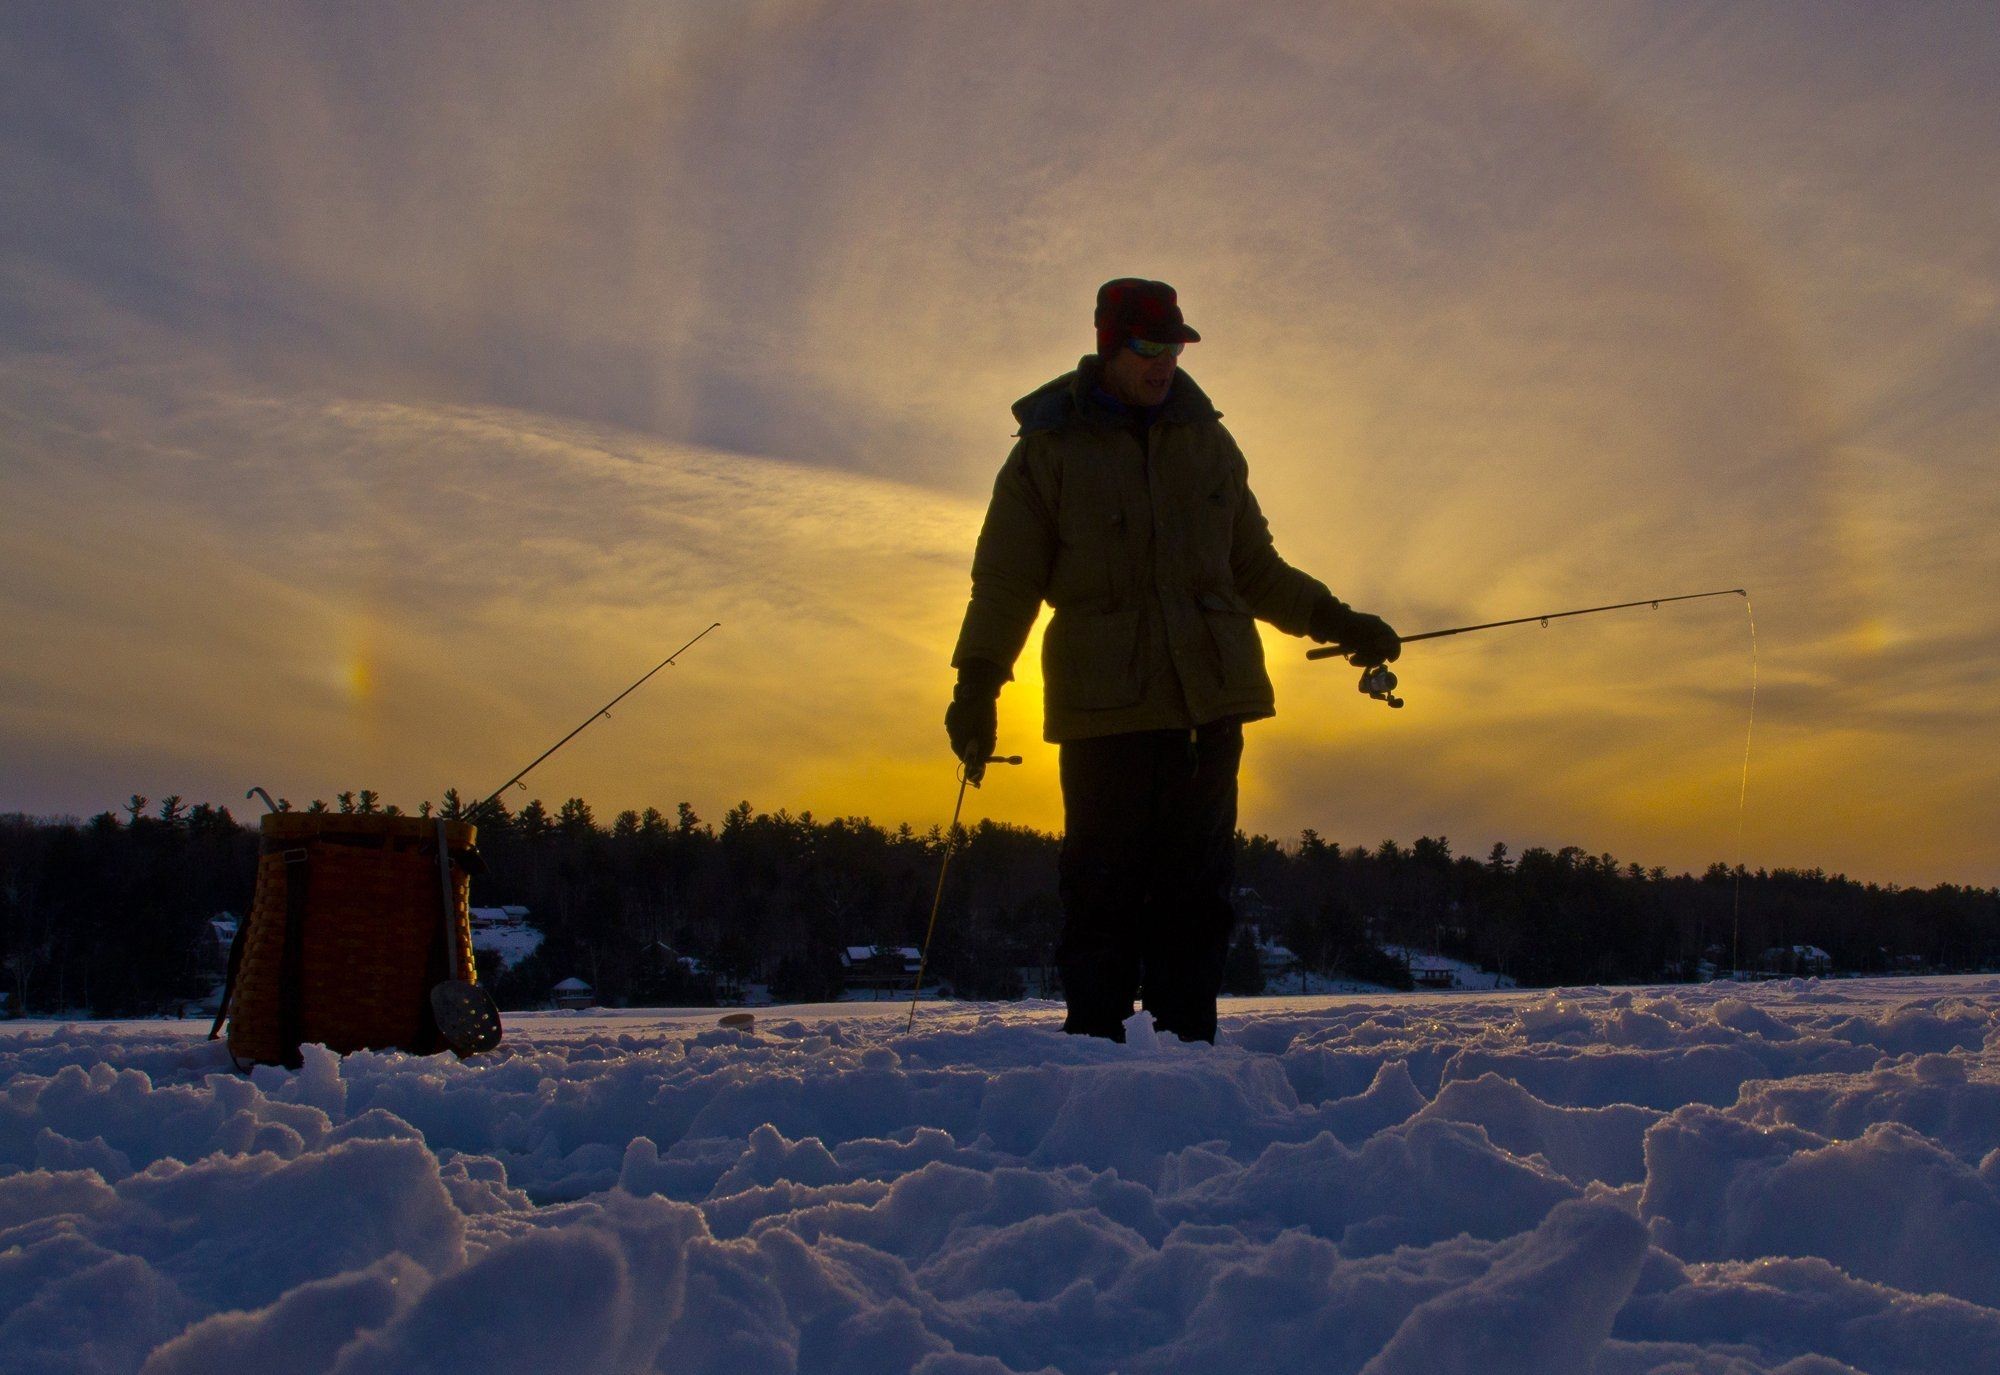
1,791,1995,1017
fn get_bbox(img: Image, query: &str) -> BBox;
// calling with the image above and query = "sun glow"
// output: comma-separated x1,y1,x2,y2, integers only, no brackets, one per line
3,2,1996,884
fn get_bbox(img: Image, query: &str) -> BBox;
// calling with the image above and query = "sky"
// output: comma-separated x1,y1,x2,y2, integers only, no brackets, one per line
2,1,1995,886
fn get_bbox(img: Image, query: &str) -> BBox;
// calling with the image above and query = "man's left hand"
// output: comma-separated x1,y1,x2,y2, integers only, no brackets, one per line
945,658,1005,770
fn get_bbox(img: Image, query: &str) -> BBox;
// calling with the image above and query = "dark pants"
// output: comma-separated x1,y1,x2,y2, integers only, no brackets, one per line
1055,720,1243,1043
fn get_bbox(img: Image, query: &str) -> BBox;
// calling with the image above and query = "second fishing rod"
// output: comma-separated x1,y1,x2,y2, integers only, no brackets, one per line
467,621,722,818
440,620,722,1047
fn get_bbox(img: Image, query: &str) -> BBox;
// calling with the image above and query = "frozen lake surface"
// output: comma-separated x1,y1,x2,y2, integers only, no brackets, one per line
5,976,1999,1373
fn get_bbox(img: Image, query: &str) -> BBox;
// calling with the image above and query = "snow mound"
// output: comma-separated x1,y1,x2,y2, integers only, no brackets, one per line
2,976,1997,1372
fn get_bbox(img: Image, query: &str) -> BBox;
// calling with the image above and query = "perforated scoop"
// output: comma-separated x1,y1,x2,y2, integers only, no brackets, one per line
432,979,503,1054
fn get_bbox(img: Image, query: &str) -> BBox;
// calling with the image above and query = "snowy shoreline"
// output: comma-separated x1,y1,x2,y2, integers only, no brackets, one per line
5,976,1999,1373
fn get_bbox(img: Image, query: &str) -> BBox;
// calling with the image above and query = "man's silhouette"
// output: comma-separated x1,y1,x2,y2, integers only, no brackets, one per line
948,279,1399,1042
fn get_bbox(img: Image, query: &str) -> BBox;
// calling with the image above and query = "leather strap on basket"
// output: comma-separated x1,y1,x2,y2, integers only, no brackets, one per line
276,847,310,1070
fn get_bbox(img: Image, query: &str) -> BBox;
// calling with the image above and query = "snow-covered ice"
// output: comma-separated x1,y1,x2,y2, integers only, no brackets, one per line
5,977,2000,1373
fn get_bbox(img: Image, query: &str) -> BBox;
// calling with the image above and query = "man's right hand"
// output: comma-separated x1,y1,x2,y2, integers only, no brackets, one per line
1309,598,1401,668
945,659,1004,768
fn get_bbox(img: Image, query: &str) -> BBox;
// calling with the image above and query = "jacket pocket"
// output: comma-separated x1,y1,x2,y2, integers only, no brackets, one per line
1043,607,1144,711
1054,463,1127,606
1198,593,1265,689
1190,481,1236,584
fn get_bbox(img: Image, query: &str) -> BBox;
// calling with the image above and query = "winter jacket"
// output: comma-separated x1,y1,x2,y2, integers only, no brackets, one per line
951,357,1331,742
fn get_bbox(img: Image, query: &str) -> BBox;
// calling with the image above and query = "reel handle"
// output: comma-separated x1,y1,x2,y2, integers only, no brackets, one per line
958,752,1023,787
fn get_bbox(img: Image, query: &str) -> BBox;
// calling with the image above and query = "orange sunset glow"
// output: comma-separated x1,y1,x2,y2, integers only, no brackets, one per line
3,2,1996,886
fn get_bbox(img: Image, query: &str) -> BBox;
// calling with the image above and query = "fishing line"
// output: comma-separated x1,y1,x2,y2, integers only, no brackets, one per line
907,765,973,1034
1731,593,1758,975
908,752,1021,1032
1307,585,1760,976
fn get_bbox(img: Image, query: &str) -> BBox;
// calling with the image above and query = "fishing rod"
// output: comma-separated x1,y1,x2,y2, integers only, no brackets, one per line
471,621,721,815
907,751,1022,1032
1308,588,1747,708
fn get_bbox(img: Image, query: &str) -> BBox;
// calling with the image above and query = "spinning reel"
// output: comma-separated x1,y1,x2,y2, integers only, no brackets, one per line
1352,659,1403,709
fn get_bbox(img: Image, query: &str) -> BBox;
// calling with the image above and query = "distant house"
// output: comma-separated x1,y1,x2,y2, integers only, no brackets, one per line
1760,945,1833,976
201,919,238,971
551,976,594,1010
1410,955,1458,989
840,946,923,996
186,914,242,1016
1256,938,1299,979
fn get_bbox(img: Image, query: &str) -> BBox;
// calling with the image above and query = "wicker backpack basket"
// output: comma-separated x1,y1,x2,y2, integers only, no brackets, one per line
214,813,487,1067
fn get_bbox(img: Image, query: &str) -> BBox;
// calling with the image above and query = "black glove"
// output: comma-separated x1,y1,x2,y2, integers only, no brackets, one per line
1309,597,1401,667
944,659,1004,768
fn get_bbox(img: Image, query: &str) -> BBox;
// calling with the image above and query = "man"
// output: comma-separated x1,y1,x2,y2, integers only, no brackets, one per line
946,278,1398,1043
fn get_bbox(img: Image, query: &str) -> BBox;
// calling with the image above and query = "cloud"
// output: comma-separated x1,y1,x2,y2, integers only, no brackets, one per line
0,355,989,828
2,0,1995,881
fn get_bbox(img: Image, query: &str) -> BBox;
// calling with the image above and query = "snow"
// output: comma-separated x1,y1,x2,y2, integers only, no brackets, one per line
3,977,1999,1373
1249,969,1397,996
467,908,541,971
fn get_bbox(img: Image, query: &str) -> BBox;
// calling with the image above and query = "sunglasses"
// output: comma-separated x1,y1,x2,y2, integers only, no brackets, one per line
1125,338,1185,359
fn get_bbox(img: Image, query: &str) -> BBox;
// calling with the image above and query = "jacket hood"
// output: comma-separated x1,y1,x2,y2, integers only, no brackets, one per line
1012,355,1221,436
